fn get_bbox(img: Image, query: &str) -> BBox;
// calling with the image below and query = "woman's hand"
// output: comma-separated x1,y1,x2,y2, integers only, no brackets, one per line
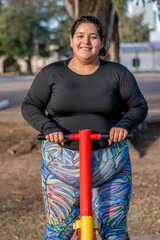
45,132,65,145
108,127,128,146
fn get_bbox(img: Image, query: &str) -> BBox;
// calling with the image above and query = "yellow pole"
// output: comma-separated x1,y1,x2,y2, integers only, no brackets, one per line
81,216,93,240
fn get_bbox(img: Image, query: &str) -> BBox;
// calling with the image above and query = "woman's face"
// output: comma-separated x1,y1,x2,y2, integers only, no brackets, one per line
70,23,104,63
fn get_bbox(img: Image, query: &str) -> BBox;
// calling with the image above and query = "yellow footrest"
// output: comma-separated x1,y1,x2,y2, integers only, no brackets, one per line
75,216,99,240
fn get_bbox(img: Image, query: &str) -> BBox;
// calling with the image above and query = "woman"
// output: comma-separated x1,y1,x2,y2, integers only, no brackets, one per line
22,15,148,240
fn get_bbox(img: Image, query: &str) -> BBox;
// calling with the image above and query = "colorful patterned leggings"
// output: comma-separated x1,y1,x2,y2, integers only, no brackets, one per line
41,140,132,240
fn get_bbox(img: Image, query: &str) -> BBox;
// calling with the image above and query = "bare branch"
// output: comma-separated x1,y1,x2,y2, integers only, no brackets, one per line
63,0,75,20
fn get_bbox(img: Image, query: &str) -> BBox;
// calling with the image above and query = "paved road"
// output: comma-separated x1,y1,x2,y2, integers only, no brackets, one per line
0,74,160,122
136,74,160,122
0,78,33,121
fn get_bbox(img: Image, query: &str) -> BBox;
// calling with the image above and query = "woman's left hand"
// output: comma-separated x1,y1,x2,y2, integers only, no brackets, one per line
108,127,128,146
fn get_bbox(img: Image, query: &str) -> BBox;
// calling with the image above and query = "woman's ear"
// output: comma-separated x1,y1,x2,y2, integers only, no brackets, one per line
70,35,73,48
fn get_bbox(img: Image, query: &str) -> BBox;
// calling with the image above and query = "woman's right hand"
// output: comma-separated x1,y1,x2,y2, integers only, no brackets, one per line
45,132,65,145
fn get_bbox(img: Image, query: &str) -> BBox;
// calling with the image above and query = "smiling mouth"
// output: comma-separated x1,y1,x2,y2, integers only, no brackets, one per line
80,47,91,51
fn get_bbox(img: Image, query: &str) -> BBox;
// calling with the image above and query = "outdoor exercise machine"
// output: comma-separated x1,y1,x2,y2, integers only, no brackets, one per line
38,129,132,240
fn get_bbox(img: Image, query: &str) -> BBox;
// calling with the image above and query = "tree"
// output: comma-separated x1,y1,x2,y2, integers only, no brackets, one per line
49,1,72,58
120,14,149,43
0,0,59,74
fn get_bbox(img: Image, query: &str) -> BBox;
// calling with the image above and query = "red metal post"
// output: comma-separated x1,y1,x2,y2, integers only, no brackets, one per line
79,129,92,217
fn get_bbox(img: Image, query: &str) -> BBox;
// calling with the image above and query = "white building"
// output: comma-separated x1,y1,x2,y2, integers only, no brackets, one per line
120,1,160,72
120,42,160,72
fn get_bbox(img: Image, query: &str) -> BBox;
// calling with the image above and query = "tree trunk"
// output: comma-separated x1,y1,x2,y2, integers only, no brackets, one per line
26,59,32,75
63,0,119,62
108,13,120,63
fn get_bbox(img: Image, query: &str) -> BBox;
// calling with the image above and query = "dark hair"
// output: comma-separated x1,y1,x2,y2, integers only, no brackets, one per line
70,15,107,56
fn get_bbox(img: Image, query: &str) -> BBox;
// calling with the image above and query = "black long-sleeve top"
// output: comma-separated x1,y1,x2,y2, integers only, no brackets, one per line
21,58,148,150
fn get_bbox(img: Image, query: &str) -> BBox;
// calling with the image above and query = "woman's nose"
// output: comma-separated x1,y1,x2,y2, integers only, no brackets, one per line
83,36,91,44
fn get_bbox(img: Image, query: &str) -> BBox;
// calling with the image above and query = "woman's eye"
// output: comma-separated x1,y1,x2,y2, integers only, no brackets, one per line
91,36,97,39
77,35,83,38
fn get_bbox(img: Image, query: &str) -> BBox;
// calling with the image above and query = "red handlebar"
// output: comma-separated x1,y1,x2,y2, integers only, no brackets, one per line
37,132,133,141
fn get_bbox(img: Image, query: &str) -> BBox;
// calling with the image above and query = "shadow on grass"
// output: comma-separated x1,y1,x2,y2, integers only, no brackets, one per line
131,122,160,157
